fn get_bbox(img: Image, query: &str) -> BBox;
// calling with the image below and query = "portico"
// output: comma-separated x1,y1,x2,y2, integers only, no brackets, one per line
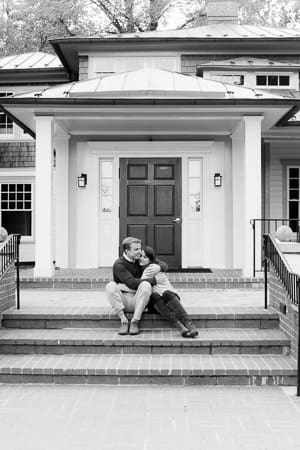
0,68,292,277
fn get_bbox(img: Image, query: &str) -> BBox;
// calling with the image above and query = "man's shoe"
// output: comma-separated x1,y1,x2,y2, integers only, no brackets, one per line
129,320,140,335
118,322,129,335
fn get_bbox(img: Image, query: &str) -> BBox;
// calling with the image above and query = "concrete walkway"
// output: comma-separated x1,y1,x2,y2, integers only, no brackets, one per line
0,385,299,450
17,288,264,310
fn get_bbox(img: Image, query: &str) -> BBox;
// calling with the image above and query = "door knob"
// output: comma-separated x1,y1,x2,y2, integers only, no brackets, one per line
172,217,182,223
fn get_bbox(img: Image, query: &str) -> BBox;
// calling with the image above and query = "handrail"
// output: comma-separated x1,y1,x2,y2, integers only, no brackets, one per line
251,219,300,277
264,234,300,396
0,234,21,309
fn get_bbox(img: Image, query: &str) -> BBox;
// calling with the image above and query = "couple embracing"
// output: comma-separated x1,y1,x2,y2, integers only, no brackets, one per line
105,237,198,338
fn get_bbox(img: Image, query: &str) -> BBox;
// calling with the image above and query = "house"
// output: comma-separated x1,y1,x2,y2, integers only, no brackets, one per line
1,0,300,277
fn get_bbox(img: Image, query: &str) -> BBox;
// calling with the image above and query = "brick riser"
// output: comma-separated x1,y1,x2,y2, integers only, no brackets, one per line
0,341,289,356
2,314,279,330
0,374,296,386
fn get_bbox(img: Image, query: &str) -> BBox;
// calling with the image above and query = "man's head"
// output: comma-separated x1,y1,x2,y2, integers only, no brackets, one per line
122,237,142,261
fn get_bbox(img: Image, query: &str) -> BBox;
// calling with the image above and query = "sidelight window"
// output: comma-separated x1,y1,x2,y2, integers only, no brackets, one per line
100,160,113,213
188,160,201,213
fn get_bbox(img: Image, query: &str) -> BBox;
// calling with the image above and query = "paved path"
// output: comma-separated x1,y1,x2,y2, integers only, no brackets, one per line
0,385,299,450
18,288,264,309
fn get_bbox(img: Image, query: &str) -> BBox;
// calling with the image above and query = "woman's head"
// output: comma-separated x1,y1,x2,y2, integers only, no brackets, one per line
143,246,156,263
139,246,157,266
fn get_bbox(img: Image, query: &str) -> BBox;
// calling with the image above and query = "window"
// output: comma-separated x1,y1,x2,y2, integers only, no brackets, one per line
206,73,244,85
256,74,290,87
188,160,202,214
0,92,13,134
100,160,113,213
0,183,32,236
287,167,300,232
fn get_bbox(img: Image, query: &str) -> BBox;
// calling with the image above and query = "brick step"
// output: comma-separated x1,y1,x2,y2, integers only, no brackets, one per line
20,278,264,290
2,307,279,329
0,328,290,355
0,353,295,385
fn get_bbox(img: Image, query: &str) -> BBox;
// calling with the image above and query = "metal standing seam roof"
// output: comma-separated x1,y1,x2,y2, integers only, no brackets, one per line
0,52,62,70
62,24,300,40
9,68,287,100
197,57,300,69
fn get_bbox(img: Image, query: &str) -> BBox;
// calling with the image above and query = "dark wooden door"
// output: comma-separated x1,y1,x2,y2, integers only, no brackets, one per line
120,158,181,269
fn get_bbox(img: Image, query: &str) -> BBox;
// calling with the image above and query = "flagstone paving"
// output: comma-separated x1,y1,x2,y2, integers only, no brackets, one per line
0,384,299,450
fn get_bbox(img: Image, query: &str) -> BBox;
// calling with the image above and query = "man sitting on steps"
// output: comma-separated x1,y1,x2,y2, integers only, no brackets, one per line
105,237,166,336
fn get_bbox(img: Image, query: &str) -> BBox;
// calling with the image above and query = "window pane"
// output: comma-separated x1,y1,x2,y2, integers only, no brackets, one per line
289,178,299,189
17,193,23,200
102,196,112,213
9,193,15,200
1,193,7,200
9,184,16,192
25,184,31,192
101,179,112,196
279,76,289,86
268,75,278,86
1,211,31,235
9,202,15,209
289,190,299,200
101,161,113,178
189,195,201,213
189,160,201,177
289,168,299,178
189,178,200,195
24,193,31,201
17,184,23,192
256,75,266,86
1,184,8,192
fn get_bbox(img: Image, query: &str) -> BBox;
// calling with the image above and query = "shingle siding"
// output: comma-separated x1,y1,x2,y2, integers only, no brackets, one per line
0,142,35,168
79,56,89,81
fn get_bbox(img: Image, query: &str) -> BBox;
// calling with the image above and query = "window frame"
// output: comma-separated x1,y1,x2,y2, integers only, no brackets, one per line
255,72,291,88
0,178,34,242
203,71,245,85
0,91,14,136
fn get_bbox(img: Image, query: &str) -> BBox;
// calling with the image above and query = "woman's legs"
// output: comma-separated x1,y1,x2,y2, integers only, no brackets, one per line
162,291,199,338
150,293,188,336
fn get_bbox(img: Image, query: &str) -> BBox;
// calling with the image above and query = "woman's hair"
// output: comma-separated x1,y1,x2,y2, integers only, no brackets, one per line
143,246,158,263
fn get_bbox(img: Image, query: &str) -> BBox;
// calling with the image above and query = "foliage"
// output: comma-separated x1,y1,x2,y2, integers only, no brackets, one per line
1,0,300,57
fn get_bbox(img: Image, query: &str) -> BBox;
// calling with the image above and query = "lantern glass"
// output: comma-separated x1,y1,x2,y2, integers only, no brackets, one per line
78,174,87,187
214,173,222,187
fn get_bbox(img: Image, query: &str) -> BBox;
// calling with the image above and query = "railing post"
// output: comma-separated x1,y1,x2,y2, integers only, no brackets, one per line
297,278,300,397
264,256,268,310
251,219,256,278
16,234,21,310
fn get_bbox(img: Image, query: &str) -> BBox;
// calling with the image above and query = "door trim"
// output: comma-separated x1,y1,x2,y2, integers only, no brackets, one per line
89,141,213,267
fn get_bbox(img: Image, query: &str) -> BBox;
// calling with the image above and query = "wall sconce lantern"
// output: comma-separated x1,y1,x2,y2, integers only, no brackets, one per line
78,173,87,188
214,173,222,187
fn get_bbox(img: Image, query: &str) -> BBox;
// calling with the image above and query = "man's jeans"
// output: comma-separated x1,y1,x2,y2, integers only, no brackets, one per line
105,281,152,321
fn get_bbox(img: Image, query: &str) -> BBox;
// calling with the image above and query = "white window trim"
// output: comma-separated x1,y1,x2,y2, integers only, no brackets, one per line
0,91,14,137
255,72,292,88
0,177,35,242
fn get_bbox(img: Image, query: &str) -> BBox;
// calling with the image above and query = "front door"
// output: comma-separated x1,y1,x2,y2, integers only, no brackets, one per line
120,158,181,269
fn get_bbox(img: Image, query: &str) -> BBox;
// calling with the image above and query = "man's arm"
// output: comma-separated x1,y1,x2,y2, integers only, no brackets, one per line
157,260,168,272
114,261,156,290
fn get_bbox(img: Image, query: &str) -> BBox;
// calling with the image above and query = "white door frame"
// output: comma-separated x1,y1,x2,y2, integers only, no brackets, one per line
88,141,213,268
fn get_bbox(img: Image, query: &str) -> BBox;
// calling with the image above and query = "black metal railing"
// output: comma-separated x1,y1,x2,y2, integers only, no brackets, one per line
0,234,21,309
264,234,300,396
251,219,300,277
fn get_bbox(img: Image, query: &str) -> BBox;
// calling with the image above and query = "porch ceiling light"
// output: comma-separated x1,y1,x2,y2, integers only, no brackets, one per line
214,173,222,187
78,173,87,188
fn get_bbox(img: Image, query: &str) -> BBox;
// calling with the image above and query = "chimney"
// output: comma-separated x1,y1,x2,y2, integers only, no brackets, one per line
207,0,239,24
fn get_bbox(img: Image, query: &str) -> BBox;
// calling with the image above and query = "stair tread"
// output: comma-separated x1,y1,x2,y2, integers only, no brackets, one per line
0,327,289,345
0,353,296,374
2,306,279,320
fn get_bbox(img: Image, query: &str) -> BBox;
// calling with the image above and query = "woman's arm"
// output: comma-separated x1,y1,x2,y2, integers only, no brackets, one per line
142,263,161,278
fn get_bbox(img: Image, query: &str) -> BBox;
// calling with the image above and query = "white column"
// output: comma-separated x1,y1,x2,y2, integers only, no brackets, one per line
54,126,70,268
232,116,262,276
34,116,54,277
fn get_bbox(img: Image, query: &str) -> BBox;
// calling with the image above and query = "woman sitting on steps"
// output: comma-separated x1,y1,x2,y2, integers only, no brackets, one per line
140,246,199,338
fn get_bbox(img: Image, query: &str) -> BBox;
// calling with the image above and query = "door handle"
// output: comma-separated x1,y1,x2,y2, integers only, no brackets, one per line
172,217,182,223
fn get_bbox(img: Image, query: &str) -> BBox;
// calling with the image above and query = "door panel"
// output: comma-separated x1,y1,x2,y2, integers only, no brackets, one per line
120,158,181,269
